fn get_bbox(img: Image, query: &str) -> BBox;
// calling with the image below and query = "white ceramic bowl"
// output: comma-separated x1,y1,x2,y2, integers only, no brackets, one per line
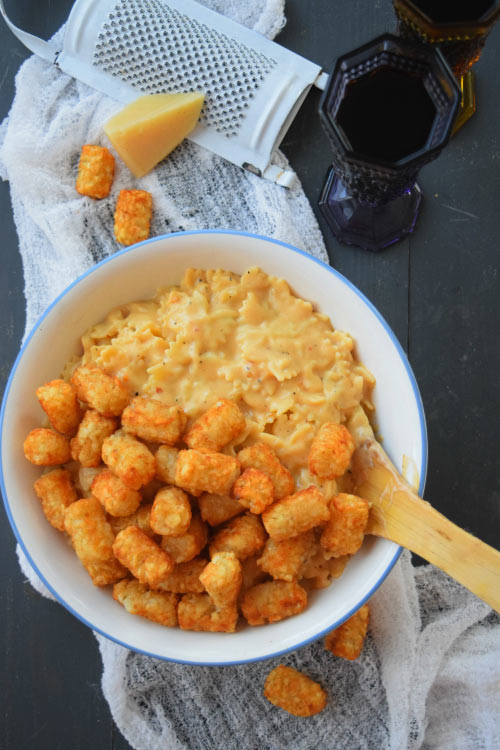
1,230,427,665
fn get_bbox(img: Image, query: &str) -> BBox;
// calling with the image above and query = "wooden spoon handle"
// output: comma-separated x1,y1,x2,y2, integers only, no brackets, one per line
359,460,500,613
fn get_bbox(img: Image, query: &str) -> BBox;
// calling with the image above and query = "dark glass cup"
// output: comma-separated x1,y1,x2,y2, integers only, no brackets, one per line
318,34,461,252
393,1,500,131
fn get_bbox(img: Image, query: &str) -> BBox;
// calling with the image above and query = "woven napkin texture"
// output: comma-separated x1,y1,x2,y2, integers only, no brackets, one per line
1,2,499,749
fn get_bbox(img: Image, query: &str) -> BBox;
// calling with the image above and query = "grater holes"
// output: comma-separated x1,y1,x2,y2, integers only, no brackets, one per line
92,0,278,137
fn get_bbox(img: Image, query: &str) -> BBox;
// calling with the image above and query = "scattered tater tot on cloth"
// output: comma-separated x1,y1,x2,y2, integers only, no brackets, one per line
309,422,355,480
64,497,126,586
264,665,327,717
122,396,187,444
155,445,179,485
102,431,156,490
241,580,307,626
36,379,82,436
150,486,191,537
108,503,156,539
184,398,246,453
262,486,329,542
112,526,174,586
23,427,71,466
300,545,350,589
178,593,238,633
70,409,117,468
161,512,208,563
76,144,115,199
237,442,294,500
233,468,274,514
198,492,244,527
154,557,207,594
325,603,370,660
175,449,240,496
199,551,242,608
113,579,178,627
33,468,77,531
257,530,314,582
114,189,152,246
320,493,369,558
209,513,267,561
71,364,129,418
91,469,142,517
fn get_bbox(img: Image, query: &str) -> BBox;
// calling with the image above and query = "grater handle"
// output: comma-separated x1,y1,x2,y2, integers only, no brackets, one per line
0,0,58,63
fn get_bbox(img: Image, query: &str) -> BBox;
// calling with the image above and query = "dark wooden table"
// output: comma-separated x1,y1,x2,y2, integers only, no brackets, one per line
1,1,499,748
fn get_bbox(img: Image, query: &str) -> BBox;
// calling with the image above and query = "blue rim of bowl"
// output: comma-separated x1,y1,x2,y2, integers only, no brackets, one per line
0,229,427,666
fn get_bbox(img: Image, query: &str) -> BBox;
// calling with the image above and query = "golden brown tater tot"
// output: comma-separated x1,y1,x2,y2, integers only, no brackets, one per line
91,469,142,517
113,579,178,627
184,398,245,453
36,379,82,436
23,427,71,466
198,492,244,527
33,468,77,531
237,442,294,500
258,530,314,582
199,551,242,608
76,144,115,199
71,364,129,417
264,665,327,717
178,593,238,633
154,557,207,594
122,396,187,444
112,526,173,586
320,493,369,558
324,604,370,660
64,497,126,586
309,422,355,480
108,503,156,539
175,449,240,496
102,431,156,490
70,410,117,468
209,513,266,561
150,486,191,537
241,580,307,626
262,486,329,542
114,189,152,246
160,512,207,563
233,467,274,514
155,445,179,485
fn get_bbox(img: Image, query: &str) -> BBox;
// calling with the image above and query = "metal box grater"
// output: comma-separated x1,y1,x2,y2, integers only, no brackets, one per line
1,0,328,186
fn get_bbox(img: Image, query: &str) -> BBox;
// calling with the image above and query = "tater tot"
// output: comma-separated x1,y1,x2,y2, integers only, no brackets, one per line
324,604,370,661
198,492,244,526
241,581,307,626
76,144,115,199
161,512,208,563
114,189,152,246
150,486,191,537
36,379,82,436
320,493,369,558
184,398,246,453
178,593,238,633
122,396,187,444
113,579,178,627
91,469,142,517
264,665,327,717
23,428,71,466
175,449,240,496
33,468,77,531
309,422,355,480
109,503,156,539
233,468,274,514
154,557,207,593
64,497,126,586
70,410,117,468
237,442,294,500
102,431,156,490
257,530,314,582
199,551,242,608
209,513,267,561
155,445,179,485
262,486,329,542
71,364,129,417
112,526,174,586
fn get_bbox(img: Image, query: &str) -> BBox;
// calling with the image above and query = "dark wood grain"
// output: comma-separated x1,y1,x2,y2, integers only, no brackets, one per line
0,1,499,748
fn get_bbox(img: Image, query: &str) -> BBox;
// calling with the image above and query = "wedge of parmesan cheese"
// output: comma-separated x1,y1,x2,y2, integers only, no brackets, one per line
104,92,205,178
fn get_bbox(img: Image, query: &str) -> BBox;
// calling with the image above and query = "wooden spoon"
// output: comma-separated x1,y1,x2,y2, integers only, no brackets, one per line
347,406,500,613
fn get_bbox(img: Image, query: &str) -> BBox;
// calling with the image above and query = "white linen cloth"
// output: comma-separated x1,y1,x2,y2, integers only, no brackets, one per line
1,2,498,748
